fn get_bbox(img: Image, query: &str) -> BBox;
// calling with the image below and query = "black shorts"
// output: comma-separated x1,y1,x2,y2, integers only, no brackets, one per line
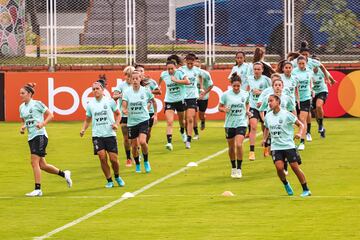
28,135,48,157
271,148,302,164
225,127,247,139
312,92,328,109
185,98,198,110
120,117,128,124
92,136,118,155
300,100,311,112
128,120,149,139
249,108,264,123
197,99,208,112
149,113,154,128
164,101,185,113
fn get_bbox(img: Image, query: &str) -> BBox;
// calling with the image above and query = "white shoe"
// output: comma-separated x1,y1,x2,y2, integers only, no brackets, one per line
298,143,305,151
193,135,199,140
306,133,312,142
25,189,43,197
231,168,237,178
185,142,191,149
236,169,242,178
182,133,187,143
64,170,72,188
284,169,289,176
165,143,173,151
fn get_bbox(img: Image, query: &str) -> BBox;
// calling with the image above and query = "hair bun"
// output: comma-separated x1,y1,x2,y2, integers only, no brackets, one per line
300,41,308,48
26,82,36,88
231,72,238,78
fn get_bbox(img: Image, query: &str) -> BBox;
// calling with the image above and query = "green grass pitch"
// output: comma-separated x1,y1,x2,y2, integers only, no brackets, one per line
0,119,359,239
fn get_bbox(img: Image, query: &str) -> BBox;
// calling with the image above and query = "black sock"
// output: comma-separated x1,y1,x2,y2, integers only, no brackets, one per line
300,139,305,144
126,150,131,159
236,160,242,169
167,134,172,144
134,156,140,165
114,174,119,178
193,127,199,135
35,183,41,190
281,179,288,185
284,162,288,171
143,153,148,162
107,177,113,183
301,183,309,191
231,160,236,168
201,120,205,125
307,123,311,134
58,170,65,178
318,118,323,129
250,145,255,152
187,135,192,142
180,127,185,134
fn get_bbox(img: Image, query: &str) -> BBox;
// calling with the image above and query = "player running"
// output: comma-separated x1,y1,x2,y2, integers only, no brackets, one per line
263,94,311,197
159,61,190,151
20,83,72,197
80,79,124,188
122,71,157,173
193,58,214,138
219,73,251,178
135,64,162,143
247,62,272,160
180,54,203,149
113,66,134,167
293,56,313,150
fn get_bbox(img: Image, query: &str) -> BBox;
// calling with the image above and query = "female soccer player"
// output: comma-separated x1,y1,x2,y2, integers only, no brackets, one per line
219,73,251,178
80,80,124,188
135,64,162,143
180,54,203,148
249,48,275,78
113,66,134,167
194,58,214,137
247,62,271,160
279,61,297,105
159,61,190,151
122,71,157,173
293,56,313,150
228,51,250,91
312,61,329,138
19,83,72,197
263,94,311,197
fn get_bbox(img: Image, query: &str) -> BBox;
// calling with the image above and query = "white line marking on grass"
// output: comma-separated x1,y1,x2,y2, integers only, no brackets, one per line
34,133,261,240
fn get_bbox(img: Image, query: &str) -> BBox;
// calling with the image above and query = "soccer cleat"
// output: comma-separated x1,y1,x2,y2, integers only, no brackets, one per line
115,177,125,187
200,121,205,130
320,128,326,138
126,159,132,167
263,147,270,157
135,164,141,173
25,189,43,197
249,151,255,161
300,190,312,197
64,170,72,188
144,161,151,173
193,134,200,140
297,143,305,151
165,143,173,151
105,182,114,188
185,142,191,149
284,183,294,196
182,133,187,143
231,168,237,178
236,169,242,178
306,133,312,142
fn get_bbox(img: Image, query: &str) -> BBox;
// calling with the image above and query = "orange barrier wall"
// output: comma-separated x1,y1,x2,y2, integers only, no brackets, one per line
3,69,360,121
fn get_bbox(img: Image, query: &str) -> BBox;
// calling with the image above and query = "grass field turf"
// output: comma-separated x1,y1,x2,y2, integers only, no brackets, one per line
0,119,359,239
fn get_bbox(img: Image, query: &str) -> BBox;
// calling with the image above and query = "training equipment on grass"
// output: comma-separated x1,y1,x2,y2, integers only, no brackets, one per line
222,191,234,197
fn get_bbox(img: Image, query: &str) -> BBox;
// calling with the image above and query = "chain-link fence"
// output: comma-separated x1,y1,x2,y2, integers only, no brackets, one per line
0,0,359,67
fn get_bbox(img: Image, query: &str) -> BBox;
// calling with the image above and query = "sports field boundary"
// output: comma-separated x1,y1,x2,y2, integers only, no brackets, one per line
34,132,261,240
